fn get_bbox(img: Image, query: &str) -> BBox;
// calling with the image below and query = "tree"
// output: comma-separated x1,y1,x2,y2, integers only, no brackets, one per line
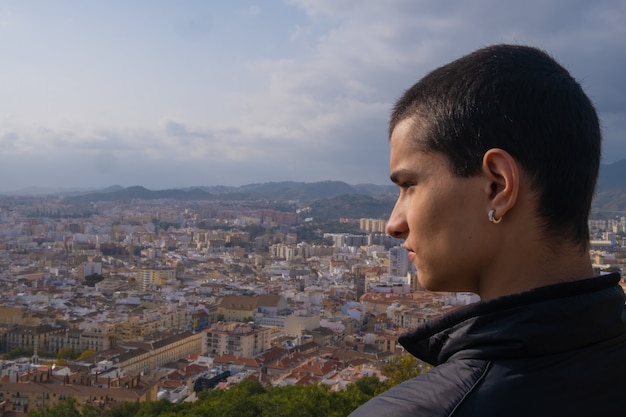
206,380,266,417
132,399,173,417
84,273,104,287
75,348,96,362
257,384,345,417
103,401,141,417
28,398,81,417
57,346,74,361
338,375,388,414
3,346,33,359
381,353,431,388
242,224,268,240
82,403,105,417
20,363,427,417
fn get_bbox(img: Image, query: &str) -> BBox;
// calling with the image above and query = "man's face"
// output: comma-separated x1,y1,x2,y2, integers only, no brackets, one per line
386,119,492,293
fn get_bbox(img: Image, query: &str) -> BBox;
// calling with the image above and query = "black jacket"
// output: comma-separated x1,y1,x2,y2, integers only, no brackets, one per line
349,273,626,416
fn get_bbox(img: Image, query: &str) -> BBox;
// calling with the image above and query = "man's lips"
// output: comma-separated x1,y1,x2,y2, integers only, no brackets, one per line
404,245,416,262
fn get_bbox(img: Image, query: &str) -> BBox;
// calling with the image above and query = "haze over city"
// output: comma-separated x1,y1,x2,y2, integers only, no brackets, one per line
1,0,624,192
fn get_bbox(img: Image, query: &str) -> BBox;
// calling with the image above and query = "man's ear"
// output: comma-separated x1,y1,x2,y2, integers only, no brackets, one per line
481,148,520,220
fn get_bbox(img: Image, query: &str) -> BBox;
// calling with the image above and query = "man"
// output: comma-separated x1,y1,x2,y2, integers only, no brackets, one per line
349,44,626,416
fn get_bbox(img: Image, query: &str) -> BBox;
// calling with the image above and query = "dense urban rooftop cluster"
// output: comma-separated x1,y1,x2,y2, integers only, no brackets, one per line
0,194,624,415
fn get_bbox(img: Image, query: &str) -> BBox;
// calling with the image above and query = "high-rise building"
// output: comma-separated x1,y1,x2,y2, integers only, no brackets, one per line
359,218,387,233
389,245,410,277
78,262,102,279
138,268,176,290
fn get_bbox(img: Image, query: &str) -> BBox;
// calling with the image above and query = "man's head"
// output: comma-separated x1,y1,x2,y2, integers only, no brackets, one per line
389,44,601,248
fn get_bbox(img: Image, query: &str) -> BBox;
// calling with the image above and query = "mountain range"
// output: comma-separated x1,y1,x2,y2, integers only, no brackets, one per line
3,159,626,217
53,181,397,204
592,159,626,213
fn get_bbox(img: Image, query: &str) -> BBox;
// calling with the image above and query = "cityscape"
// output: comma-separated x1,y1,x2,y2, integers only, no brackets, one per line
1,2,624,415
0,184,624,416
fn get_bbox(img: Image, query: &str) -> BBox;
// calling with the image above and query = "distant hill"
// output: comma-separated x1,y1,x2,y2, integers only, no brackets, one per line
593,189,626,213
61,181,396,204
63,185,215,203
4,159,626,216
54,181,398,220
306,193,396,221
597,159,626,192
594,159,626,213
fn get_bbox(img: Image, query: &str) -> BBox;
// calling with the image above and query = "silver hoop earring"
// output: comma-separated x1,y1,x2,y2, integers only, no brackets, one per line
488,209,502,224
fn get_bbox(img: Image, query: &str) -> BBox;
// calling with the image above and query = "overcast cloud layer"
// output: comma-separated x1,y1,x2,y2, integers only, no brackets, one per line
0,0,624,192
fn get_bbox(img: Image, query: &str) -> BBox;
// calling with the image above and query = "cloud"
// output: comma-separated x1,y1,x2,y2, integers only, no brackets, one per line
0,132,19,151
243,5,261,17
0,0,624,191
173,13,214,40
92,150,117,175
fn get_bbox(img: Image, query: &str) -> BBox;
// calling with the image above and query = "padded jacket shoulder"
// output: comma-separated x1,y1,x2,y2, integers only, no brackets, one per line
349,274,626,417
348,359,490,417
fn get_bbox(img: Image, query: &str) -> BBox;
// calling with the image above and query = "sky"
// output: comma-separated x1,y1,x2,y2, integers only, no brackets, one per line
0,0,625,192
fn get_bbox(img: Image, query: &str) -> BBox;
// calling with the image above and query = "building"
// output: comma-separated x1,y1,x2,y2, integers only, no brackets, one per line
124,331,203,372
388,246,410,277
205,322,272,358
83,331,202,375
115,306,194,343
0,308,23,326
77,262,102,280
283,314,321,339
307,327,335,347
47,323,116,354
0,365,158,414
359,218,387,233
324,234,369,248
217,295,288,322
48,328,83,354
5,325,67,354
81,323,116,352
138,268,177,290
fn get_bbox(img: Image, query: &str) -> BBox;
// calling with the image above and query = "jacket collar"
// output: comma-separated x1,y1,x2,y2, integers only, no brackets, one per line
398,273,625,365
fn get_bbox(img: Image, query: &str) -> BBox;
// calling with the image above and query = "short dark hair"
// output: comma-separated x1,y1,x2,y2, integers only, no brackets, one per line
390,44,601,248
